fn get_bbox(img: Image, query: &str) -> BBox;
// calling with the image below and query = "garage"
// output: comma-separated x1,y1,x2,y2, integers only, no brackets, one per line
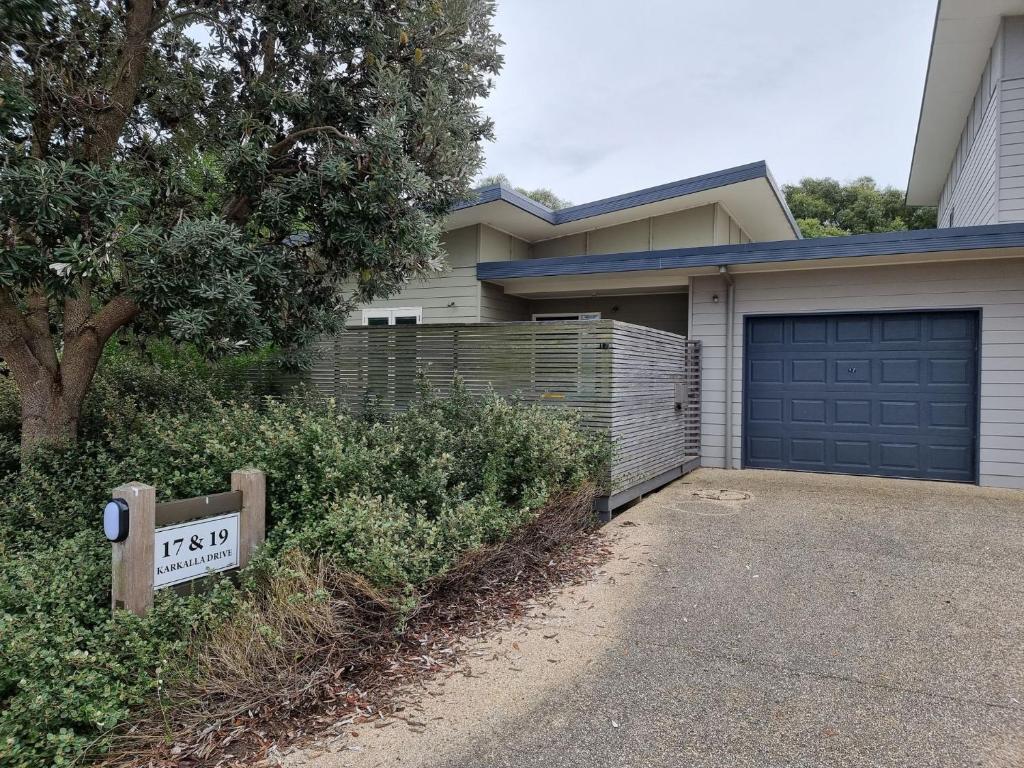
743,310,979,482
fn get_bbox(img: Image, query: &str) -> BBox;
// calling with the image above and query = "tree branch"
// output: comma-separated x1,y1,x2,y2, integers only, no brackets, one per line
223,127,352,227
23,290,59,374
85,0,159,162
0,288,44,390
63,279,94,341
268,126,350,158
59,293,139,406
90,294,140,344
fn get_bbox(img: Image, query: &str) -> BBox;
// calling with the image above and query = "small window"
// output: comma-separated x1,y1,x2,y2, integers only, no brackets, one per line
362,307,422,325
531,312,601,322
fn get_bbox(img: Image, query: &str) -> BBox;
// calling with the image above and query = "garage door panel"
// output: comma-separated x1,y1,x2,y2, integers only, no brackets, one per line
835,317,872,342
929,313,974,340
880,358,921,384
836,359,872,383
792,359,827,382
792,317,828,342
744,311,979,482
748,398,783,422
879,400,919,426
880,315,922,341
929,358,972,384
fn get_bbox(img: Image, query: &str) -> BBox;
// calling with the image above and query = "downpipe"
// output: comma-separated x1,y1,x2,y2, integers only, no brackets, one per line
720,266,735,470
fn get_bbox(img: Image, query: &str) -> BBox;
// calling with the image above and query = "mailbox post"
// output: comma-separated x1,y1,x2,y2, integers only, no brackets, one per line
110,482,156,614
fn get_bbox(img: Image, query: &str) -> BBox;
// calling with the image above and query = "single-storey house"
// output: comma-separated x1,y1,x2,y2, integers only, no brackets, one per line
351,0,1024,491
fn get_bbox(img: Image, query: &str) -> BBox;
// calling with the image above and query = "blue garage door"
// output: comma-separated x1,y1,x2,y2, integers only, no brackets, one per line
744,311,978,482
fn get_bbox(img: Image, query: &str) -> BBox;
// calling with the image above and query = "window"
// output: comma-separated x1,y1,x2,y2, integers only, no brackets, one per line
531,312,601,321
362,307,422,325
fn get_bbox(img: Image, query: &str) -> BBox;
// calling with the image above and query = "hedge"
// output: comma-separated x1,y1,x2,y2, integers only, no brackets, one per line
0,344,606,766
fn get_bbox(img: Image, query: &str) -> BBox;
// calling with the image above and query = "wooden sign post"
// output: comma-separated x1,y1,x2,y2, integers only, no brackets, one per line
108,469,266,615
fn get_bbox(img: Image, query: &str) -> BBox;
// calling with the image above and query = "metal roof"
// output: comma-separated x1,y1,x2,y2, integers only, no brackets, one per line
477,221,1024,280
452,161,800,236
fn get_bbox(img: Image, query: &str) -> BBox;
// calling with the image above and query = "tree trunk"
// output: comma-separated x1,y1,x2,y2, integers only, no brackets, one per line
1,287,138,458
19,370,86,452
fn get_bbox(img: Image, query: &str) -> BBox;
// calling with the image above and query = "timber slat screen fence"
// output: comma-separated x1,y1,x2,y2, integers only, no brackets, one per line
249,320,701,512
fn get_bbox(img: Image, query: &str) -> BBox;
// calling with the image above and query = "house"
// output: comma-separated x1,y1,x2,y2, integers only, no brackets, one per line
354,161,799,331
353,0,1024,491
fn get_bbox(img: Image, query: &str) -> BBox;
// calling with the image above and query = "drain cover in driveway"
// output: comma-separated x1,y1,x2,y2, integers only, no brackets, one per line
692,489,751,501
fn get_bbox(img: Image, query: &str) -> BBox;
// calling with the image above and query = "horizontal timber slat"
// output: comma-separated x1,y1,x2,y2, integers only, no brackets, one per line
155,490,243,526
246,321,700,507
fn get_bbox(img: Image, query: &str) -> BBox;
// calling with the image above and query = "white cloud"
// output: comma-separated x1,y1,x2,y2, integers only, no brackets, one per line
480,0,936,202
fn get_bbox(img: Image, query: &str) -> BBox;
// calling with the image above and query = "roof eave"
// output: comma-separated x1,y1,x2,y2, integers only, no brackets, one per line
906,1,944,206
448,161,801,243
477,222,1024,280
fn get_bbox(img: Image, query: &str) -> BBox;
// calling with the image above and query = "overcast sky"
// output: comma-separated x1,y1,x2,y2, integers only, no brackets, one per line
477,0,937,203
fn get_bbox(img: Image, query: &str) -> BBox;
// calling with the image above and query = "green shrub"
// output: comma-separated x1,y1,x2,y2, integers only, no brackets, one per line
0,351,606,767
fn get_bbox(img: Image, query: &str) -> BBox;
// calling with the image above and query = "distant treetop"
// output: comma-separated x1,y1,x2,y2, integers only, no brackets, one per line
783,177,937,238
477,173,572,210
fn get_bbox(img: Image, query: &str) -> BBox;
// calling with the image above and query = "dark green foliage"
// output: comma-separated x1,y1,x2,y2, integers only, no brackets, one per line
784,177,938,238
1,0,503,456
0,350,605,765
1,0,502,354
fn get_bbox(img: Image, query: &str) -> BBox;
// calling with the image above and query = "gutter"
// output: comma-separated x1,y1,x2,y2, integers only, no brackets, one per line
719,265,736,471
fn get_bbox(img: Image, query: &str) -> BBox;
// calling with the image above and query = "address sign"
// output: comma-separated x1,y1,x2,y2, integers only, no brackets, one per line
153,512,240,589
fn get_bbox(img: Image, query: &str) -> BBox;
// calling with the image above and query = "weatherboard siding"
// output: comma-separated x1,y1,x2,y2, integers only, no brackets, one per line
351,226,481,324
1000,78,1024,222
479,281,528,322
351,268,481,324
690,258,1024,489
939,85,999,228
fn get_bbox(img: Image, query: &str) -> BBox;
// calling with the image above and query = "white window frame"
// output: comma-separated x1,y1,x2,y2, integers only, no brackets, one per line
531,312,601,321
362,307,423,325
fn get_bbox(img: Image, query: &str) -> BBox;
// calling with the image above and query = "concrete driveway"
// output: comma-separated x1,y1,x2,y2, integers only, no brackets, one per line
290,469,1024,768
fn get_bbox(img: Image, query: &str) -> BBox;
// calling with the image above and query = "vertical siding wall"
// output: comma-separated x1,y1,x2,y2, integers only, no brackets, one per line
690,257,1024,489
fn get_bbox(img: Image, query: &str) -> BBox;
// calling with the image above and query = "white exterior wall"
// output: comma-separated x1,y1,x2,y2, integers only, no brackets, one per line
690,257,1024,489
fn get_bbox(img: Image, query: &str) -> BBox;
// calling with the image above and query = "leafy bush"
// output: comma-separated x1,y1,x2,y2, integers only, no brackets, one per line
0,348,606,766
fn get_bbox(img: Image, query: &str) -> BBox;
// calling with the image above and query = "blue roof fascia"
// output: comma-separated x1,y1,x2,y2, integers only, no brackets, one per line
452,161,799,234
450,183,556,224
476,222,1024,281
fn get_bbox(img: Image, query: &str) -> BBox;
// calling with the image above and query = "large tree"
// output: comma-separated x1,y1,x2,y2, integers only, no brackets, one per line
784,176,937,238
0,0,501,452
